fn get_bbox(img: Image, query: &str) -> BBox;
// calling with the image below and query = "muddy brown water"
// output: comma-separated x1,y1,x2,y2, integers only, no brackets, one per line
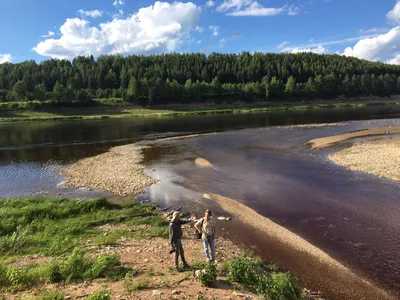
1,105,400,298
140,118,400,299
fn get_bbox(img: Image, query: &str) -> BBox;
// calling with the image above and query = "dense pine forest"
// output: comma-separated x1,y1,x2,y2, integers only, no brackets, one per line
1,52,400,106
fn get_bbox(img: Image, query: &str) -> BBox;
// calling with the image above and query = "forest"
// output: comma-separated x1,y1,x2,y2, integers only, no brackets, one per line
0,52,400,106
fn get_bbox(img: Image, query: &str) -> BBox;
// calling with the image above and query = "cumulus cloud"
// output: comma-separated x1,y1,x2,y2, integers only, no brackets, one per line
209,25,219,36
206,0,215,7
217,0,298,17
41,31,55,38
343,26,400,62
33,1,201,59
388,54,400,64
290,45,328,54
78,9,103,18
387,1,400,24
0,54,12,64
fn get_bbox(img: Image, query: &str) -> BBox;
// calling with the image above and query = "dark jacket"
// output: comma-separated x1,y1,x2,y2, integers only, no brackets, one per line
169,219,191,246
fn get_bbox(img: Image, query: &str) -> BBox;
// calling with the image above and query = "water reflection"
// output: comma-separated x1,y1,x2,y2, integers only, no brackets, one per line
1,104,400,163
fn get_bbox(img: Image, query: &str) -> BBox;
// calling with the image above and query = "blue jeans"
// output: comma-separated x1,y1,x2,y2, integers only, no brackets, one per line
202,235,216,261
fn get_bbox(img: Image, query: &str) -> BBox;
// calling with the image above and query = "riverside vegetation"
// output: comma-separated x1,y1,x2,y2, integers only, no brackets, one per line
0,197,304,299
0,52,399,109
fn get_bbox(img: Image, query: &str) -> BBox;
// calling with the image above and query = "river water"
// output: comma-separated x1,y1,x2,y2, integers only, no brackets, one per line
1,105,400,297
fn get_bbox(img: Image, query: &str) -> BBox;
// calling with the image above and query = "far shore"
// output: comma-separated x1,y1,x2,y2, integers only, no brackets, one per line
0,97,399,122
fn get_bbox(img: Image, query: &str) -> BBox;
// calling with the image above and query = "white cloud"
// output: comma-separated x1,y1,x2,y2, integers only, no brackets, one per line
277,41,288,49
359,27,388,34
206,0,215,7
343,27,400,62
387,1,400,24
195,25,204,33
288,5,300,16
78,9,103,19
41,31,55,38
0,54,12,64
388,54,400,64
217,0,297,17
209,25,219,36
113,0,124,6
282,33,381,53
33,1,201,59
197,40,202,44
290,45,328,54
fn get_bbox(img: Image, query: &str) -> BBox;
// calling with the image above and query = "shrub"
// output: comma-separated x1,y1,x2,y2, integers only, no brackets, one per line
85,290,111,300
198,262,217,287
256,272,302,300
227,254,262,286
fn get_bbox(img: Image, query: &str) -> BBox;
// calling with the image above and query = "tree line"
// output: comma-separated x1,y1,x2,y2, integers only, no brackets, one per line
0,52,399,106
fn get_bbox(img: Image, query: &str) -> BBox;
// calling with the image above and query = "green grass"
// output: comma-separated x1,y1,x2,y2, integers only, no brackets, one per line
222,254,303,300
85,289,111,300
0,197,168,292
0,98,398,122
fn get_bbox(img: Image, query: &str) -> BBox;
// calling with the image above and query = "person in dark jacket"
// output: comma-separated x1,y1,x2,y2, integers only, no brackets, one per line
169,211,193,270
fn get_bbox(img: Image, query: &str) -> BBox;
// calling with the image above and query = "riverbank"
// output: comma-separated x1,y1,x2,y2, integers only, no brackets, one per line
0,98,399,122
307,124,400,149
306,123,400,182
58,139,395,299
329,136,400,182
204,193,393,299
60,144,158,196
0,197,311,300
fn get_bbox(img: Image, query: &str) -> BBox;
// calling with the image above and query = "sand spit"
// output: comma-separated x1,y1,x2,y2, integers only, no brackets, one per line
307,124,400,149
60,145,158,196
204,193,394,299
156,132,216,142
329,137,400,182
279,122,343,129
195,158,213,167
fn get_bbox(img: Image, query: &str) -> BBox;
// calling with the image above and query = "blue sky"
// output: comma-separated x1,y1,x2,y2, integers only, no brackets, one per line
0,0,399,64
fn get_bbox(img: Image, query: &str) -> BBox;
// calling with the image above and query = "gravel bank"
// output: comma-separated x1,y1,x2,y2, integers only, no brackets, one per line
60,144,158,196
329,137,400,182
307,124,400,149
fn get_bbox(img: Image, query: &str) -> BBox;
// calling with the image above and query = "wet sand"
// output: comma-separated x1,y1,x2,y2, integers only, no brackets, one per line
307,124,400,149
205,193,393,299
195,158,213,167
60,144,158,196
329,137,400,182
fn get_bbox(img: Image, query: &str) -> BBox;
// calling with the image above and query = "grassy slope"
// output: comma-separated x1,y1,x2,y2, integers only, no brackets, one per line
0,197,303,299
0,98,398,122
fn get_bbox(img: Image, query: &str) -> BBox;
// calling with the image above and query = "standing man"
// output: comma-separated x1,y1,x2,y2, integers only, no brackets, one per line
169,211,193,271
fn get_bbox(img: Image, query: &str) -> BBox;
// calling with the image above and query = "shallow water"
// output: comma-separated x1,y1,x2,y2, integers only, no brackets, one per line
141,118,400,296
1,105,399,198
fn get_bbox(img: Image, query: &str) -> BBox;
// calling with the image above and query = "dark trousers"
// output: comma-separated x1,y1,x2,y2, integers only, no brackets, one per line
174,239,187,267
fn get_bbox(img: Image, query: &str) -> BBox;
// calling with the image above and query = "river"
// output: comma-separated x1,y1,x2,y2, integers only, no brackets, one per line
1,105,400,298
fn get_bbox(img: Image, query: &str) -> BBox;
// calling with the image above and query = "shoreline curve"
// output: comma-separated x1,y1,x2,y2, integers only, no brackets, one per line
205,193,394,299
